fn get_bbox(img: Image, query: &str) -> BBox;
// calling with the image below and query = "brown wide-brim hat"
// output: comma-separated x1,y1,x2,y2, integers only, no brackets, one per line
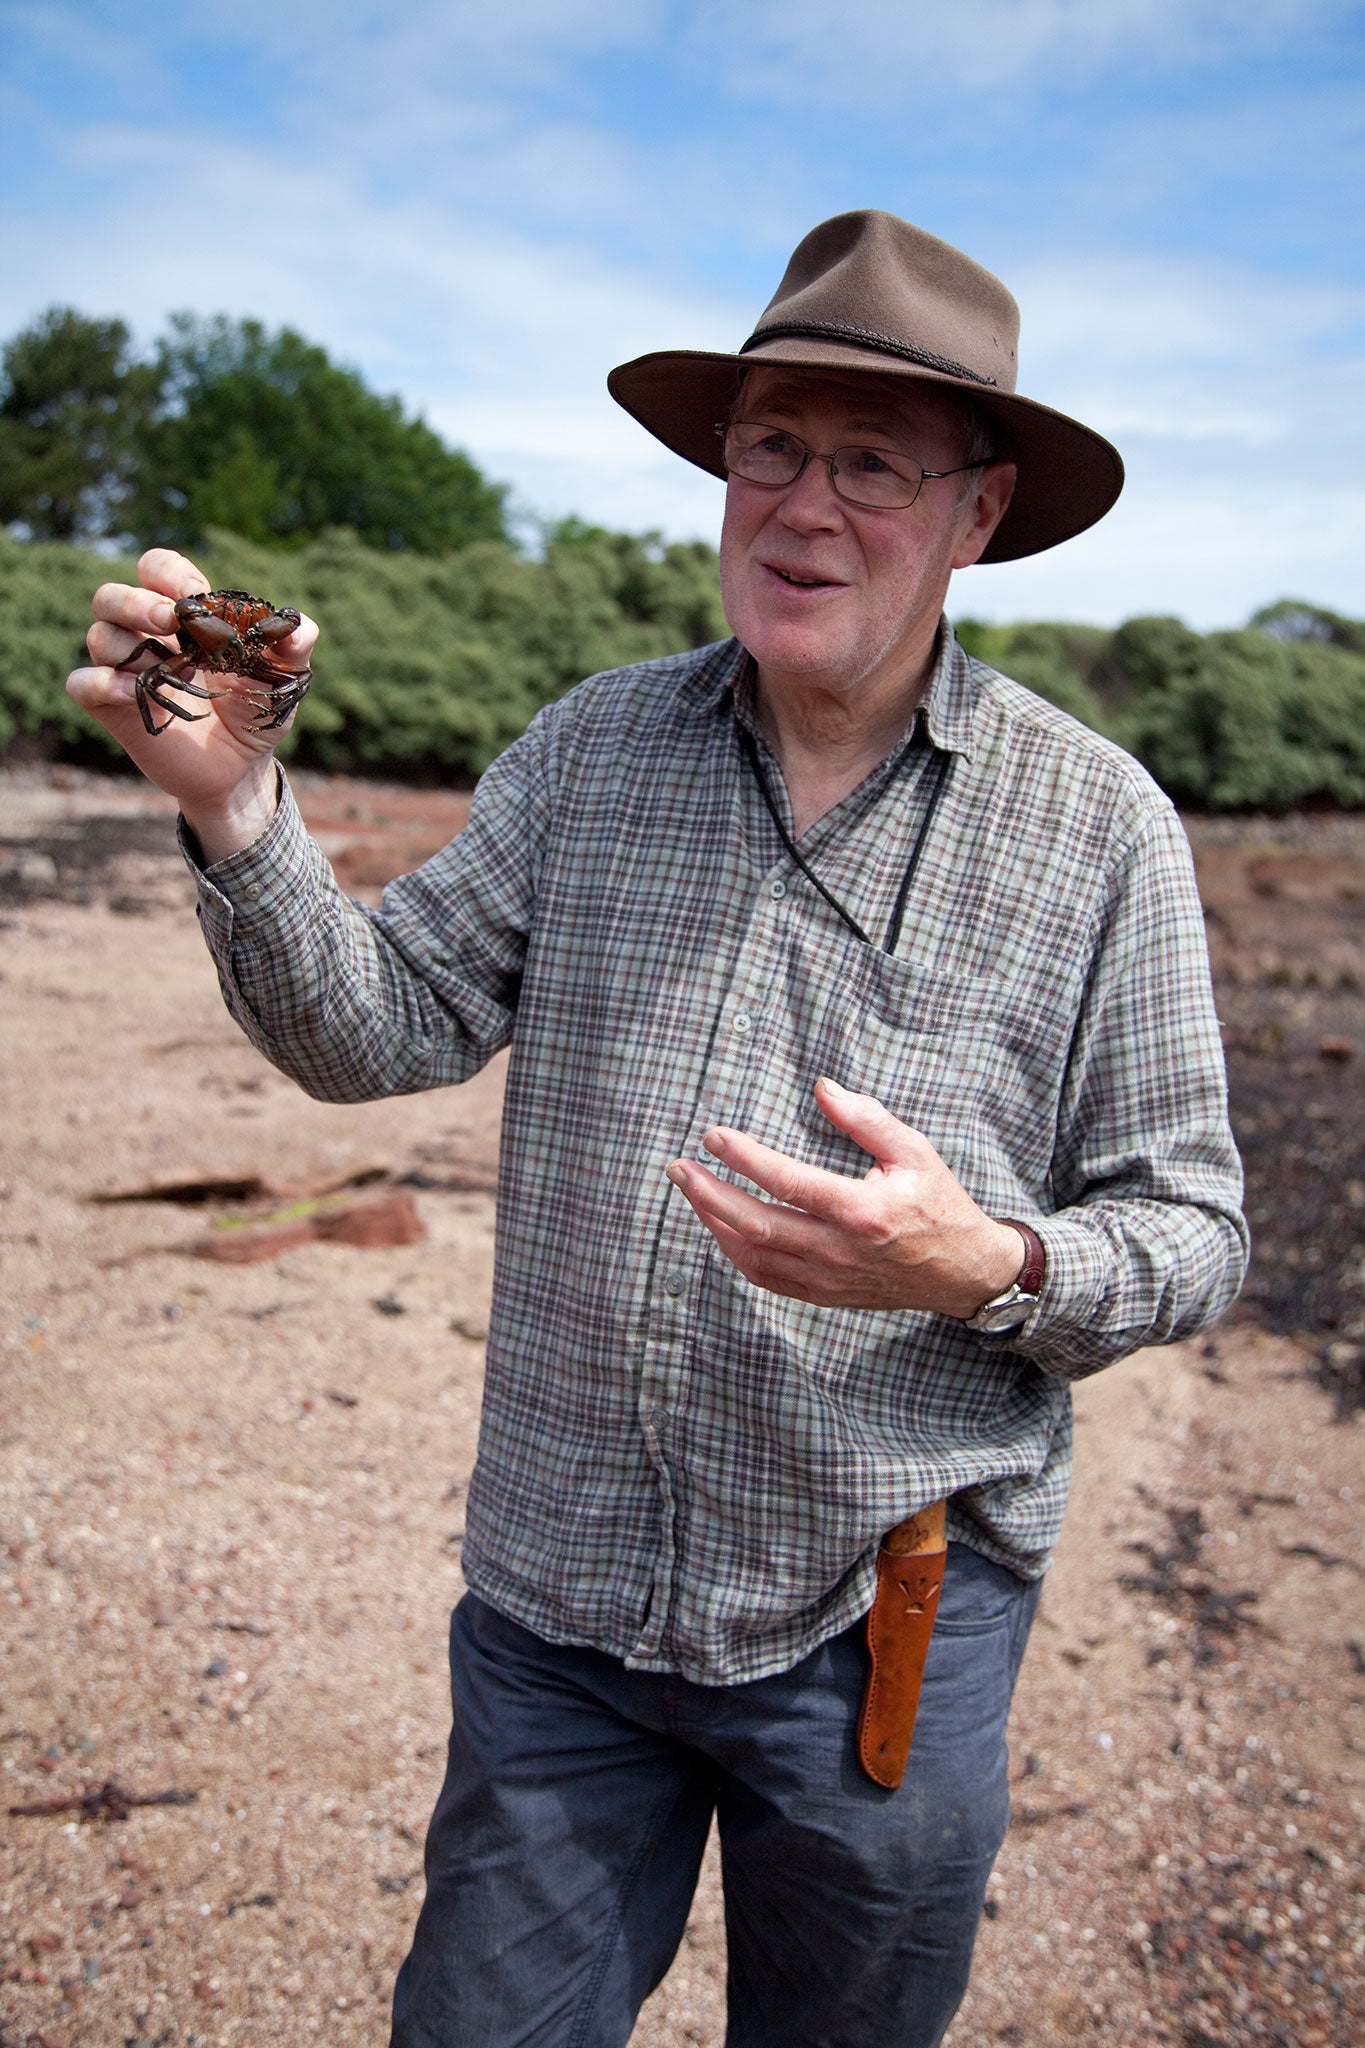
608,209,1123,563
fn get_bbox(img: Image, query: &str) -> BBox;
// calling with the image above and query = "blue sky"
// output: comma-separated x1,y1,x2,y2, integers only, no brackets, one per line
1,0,1361,625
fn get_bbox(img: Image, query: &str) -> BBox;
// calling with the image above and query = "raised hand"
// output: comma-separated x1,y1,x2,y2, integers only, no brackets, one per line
67,548,318,863
665,1076,1025,1317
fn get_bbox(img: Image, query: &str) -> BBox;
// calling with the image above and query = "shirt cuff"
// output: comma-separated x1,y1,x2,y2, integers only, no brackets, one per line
178,773,328,949
1003,1213,1120,1374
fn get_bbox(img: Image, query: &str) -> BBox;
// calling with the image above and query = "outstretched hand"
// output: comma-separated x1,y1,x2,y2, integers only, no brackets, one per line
66,548,317,862
666,1077,1024,1318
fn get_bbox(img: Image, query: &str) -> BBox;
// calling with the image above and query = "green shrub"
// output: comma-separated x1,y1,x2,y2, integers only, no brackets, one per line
1120,631,1365,810
0,524,728,780
955,615,1111,732
4,532,1361,809
0,531,136,754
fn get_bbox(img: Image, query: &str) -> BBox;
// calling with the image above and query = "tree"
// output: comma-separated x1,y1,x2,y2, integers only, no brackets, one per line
130,315,509,553
1105,615,1203,696
0,309,159,541
1250,598,1365,655
1121,630,1365,810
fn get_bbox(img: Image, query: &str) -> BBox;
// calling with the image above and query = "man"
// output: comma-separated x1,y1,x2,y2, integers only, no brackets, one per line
70,210,1247,2047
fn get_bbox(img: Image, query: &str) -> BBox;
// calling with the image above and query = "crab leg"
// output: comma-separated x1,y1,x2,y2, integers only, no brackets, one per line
137,678,210,735
132,656,231,736
239,661,312,733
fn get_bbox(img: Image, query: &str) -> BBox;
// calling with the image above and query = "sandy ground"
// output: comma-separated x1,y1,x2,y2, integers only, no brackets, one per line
1,766,1362,2048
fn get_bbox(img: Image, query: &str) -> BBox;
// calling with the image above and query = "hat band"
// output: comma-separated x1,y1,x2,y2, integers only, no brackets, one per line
739,319,997,388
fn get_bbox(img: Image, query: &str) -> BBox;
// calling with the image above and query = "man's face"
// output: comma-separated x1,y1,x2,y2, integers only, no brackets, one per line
718,368,1012,704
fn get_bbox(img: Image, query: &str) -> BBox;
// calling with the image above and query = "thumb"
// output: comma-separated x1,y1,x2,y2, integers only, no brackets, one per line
814,1076,926,1168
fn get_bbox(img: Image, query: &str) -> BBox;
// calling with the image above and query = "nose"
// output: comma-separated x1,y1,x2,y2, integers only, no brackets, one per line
774,453,846,532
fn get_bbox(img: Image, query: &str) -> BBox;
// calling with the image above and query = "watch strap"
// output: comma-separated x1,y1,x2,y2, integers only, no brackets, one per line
1000,1219,1046,1296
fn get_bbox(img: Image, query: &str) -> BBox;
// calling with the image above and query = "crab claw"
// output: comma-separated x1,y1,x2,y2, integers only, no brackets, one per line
252,609,303,645
176,607,240,658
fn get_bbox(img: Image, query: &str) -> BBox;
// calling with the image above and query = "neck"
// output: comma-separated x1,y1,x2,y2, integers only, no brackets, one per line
754,632,941,837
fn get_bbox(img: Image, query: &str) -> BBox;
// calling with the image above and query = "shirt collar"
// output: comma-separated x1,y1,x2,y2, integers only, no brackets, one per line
919,623,980,761
673,636,750,715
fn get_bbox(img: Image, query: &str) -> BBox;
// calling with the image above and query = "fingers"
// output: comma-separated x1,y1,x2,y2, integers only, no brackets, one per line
272,610,318,669
667,1158,831,1256
666,1165,891,1308
137,548,213,601
689,1081,930,1224
812,1077,932,1168
696,1122,864,1225
88,552,209,664
65,658,146,740
89,584,178,660
87,552,208,647
694,1214,835,1304
665,1164,848,1304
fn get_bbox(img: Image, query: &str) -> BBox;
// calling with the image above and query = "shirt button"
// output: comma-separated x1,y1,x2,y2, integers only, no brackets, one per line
243,883,262,902
732,1010,752,1035
768,879,786,900
663,1271,686,1297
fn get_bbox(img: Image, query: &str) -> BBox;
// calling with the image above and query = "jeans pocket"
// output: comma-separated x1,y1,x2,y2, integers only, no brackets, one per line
929,1542,1032,1637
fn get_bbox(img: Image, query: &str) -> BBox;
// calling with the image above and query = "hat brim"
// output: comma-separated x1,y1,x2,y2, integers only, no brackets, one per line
607,340,1123,564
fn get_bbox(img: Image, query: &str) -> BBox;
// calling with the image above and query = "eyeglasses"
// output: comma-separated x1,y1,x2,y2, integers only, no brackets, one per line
718,420,995,511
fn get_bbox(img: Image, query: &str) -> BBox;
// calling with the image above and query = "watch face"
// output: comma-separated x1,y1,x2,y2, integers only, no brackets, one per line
972,1292,1038,1333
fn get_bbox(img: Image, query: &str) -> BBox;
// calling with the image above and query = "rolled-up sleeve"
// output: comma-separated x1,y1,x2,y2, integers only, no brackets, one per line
1008,801,1249,1378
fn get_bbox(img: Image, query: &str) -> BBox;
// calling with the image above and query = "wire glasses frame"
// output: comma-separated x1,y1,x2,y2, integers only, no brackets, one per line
717,419,996,511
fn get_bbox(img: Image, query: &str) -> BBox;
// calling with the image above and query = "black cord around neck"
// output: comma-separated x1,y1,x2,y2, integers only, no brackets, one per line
738,722,952,955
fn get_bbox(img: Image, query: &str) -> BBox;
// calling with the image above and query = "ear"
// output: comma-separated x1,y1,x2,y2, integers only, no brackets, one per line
951,461,1016,571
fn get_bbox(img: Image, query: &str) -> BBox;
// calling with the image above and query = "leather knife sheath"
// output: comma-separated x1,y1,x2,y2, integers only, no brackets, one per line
857,1500,948,1790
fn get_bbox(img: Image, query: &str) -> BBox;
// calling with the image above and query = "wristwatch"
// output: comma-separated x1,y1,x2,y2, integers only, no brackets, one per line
963,1220,1046,1333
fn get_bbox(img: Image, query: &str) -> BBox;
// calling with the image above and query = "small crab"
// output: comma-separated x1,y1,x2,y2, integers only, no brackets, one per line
115,589,312,737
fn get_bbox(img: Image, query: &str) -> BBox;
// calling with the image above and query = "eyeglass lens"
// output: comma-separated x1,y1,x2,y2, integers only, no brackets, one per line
722,422,926,509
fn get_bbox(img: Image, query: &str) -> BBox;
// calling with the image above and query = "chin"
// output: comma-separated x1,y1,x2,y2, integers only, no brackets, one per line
734,613,845,674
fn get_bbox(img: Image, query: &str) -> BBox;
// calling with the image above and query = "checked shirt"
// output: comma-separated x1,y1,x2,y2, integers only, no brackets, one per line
187,627,1247,1685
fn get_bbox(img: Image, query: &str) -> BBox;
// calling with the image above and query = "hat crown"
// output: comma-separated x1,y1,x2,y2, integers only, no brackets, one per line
750,210,1019,395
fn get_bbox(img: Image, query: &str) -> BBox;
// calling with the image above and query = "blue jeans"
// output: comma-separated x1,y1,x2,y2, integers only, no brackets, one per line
391,1543,1040,2048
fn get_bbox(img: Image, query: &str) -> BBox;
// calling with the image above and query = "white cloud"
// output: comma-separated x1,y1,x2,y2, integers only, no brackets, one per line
946,249,1365,624
0,2,184,100
959,475,1365,630
0,108,747,538
0,3,1357,628
695,0,1350,103
4,123,1359,625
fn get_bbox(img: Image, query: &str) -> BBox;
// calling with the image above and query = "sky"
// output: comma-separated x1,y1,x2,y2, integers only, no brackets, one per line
1,0,1361,627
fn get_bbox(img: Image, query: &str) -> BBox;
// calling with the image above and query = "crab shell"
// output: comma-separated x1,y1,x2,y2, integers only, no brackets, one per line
172,590,303,669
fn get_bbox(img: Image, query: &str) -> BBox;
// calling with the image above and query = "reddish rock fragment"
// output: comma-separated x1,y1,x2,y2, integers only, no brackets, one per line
189,1190,426,1263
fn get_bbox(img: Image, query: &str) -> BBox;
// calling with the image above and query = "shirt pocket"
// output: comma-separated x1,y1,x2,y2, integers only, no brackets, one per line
788,942,1046,1204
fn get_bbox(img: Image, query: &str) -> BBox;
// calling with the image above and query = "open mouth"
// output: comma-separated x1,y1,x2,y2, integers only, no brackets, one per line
769,567,838,589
